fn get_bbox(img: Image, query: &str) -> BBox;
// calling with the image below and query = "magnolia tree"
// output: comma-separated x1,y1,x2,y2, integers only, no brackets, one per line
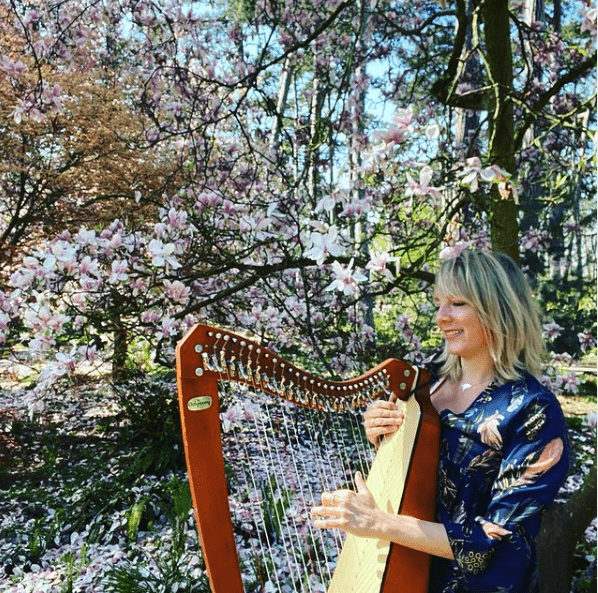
0,0,595,392
1,0,594,393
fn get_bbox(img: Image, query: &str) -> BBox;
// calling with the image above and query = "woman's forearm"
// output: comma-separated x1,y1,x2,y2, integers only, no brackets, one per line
311,472,454,560
378,513,454,560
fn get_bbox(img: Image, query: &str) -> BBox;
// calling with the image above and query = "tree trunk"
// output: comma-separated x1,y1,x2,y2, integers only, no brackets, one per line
537,463,597,593
113,326,128,383
480,0,519,261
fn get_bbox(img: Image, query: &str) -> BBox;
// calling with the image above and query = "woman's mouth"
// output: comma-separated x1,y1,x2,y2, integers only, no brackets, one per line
444,329,463,339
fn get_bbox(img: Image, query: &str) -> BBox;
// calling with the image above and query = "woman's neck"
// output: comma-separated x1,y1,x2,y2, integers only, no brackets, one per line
459,356,494,388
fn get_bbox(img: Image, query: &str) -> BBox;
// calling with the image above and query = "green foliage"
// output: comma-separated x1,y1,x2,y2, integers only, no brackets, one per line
539,278,597,357
105,477,205,593
60,552,75,593
260,474,294,543
126,498,150,543
104,560,209,593
113,372,186,476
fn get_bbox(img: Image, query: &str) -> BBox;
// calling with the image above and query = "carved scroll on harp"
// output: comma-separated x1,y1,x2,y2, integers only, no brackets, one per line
176,324,440,593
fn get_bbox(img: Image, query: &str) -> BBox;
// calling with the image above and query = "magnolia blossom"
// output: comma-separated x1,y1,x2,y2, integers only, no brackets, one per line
160,316,177,338
79,344,98,363
51,240,78,267
165,207,189,230
314,194,336,214
10,267,36,290
304,226,344,265
80,275,102,292
366,251,398,280
130,278,148,296
439,241,472,261
74,227,98,247
78,256,100,278
585,411,597,429
23,253,57,279
163,279,191,303
405,166,442,200
559,371,580,394
147,239,180,268
221,401,262,432
141,309,161,324
577,330,596,352
543,321,563,340
521,228,550,252
325,259,367,296
460,157,508,193
108,260,129,284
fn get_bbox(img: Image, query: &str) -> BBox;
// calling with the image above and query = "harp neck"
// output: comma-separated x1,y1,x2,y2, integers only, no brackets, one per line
177,324,421,410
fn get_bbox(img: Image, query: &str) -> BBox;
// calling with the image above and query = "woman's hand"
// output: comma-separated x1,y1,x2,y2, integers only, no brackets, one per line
311,472,386,540
363,400,404,445
313,473,455,560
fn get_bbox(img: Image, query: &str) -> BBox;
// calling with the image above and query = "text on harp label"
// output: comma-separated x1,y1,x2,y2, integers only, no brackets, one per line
187,396,213,411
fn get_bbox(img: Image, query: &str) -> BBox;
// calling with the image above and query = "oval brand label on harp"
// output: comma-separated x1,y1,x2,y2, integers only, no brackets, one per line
187,396,213,411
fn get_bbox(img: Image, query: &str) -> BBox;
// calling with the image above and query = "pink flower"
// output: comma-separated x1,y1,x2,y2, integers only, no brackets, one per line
543,321,563,340
439,241,472,261
577,330,596,352
108,260,129,284
163,279,191,302
78,256,100,277
521,229,550,252
405,166,442,200
366,251,398,280
560,372,580,394
160,316,177,338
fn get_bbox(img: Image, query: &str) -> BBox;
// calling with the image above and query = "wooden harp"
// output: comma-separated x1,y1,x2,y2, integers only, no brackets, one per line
176,323,440,593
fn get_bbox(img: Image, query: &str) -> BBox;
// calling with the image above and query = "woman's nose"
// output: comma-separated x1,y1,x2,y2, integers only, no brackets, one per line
436,304,450,323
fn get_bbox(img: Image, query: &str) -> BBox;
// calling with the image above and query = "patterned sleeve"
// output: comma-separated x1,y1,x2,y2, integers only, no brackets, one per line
443,388,570,592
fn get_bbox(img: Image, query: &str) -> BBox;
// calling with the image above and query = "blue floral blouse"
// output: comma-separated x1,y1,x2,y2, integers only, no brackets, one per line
428,373,570,593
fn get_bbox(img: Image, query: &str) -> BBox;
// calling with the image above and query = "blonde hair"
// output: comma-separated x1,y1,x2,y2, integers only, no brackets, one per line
435,249,544,384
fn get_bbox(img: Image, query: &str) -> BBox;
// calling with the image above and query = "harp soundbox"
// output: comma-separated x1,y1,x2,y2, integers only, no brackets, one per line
176,324,440,593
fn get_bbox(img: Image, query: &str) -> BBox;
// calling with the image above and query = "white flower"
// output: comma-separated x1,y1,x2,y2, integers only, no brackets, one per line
74,227,98,246
325,259,367,296
304,226,344,265
366,251,398,280
148,239,181,268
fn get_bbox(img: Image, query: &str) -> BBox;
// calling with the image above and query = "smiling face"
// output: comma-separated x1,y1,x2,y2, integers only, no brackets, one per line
434,291,491,362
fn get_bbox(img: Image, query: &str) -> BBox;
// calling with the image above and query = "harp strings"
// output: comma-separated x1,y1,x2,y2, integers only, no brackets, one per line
206,333,385,591
221,383,373,591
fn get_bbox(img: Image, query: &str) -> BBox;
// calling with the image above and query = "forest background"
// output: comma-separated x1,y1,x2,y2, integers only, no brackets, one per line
0,0,596,592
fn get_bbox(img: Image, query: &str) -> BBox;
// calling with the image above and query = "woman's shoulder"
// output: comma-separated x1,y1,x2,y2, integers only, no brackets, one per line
500,373,563,410
492,373,569,444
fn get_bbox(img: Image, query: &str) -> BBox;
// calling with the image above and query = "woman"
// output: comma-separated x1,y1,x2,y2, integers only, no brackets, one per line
312,249,570,592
